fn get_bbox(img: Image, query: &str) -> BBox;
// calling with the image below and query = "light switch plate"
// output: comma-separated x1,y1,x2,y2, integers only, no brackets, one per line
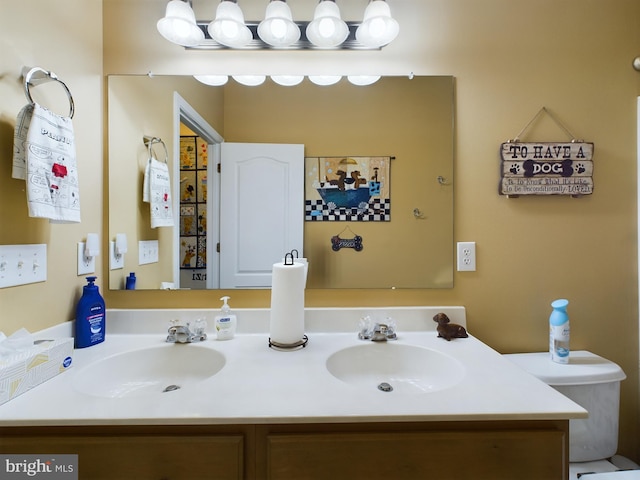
139,240,159,265
77,242,96,275
0,244,47,288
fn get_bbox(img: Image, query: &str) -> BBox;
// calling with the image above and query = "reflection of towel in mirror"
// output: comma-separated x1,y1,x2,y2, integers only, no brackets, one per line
13,104,81,223
143,157,174,228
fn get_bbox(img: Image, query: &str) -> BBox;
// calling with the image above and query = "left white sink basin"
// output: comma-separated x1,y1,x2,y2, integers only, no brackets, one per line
72,344,225,398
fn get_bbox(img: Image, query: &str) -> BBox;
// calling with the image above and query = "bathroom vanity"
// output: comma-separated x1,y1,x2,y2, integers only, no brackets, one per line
0,307,585,479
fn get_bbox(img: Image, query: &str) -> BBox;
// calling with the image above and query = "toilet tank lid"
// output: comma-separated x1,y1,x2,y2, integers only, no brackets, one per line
504,351,626,386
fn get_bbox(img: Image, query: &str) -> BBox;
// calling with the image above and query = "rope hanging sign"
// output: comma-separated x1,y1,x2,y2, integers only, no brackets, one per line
499,107,594,197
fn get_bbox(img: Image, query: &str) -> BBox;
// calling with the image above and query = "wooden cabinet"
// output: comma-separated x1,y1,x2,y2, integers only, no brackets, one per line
0,420,568,480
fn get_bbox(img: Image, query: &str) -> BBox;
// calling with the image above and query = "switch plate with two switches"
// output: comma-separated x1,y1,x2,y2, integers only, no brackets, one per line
457,242,476,271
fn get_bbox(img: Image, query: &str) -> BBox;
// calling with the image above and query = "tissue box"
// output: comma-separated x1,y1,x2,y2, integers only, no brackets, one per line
0,338,73,405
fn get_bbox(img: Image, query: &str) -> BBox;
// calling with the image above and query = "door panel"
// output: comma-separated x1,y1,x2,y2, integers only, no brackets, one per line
220,143,304,288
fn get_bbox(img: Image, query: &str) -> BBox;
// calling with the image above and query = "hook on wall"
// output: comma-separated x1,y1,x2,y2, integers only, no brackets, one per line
437,176,451,185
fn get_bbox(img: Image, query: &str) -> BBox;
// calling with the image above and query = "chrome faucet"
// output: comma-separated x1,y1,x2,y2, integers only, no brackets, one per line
166,320,207,343
358,321,397,341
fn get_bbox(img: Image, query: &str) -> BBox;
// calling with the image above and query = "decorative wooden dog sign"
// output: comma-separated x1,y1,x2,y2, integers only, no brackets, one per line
331,234,363,252
499,142,594,197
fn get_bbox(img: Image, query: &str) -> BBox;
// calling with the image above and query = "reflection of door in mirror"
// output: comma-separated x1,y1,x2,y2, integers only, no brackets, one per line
220,143,304,288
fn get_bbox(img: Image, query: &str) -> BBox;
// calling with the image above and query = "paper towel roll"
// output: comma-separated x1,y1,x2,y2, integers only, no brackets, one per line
270,261,306,345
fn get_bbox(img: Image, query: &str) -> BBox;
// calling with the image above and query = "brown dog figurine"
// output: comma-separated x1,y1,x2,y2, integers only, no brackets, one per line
433,313,468,341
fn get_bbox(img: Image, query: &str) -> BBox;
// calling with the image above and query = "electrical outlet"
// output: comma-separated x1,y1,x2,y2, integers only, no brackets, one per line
77,242,96,275
457,241,476,272
110,241,124,270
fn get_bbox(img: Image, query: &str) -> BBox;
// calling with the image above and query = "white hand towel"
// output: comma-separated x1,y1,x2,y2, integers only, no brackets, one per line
12,104,34,180
16,104,81,223
143,157,174,228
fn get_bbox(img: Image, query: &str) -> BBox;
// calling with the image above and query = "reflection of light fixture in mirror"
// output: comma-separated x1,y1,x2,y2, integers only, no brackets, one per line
308,75,342,86
157,0,205,46
232,75,267,86
271,75,304,86
208,0,253,48
347,75,381,86
306,0,349,48
356,0,399,48
194,74,229,86
258,0,300,47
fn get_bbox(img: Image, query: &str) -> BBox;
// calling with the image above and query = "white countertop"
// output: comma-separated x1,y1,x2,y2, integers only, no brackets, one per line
0,306,587,426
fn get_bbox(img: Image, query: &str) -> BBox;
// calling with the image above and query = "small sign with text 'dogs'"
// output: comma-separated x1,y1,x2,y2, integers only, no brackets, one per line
499,142,594,197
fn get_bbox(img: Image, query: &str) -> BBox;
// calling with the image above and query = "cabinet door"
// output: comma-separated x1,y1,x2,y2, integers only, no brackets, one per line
2,435,244,480
265,430,566,480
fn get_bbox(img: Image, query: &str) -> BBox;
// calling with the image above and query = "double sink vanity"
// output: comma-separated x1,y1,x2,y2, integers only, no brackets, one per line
0,307,585,479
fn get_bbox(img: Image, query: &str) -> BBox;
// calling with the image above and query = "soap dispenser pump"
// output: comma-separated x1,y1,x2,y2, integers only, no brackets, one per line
215,296,237,340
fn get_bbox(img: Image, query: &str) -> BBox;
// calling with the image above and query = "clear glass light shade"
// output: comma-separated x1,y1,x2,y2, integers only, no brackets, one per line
355,0,399,48
306,1,349,48
157,0,205,46
271,75,305,86
308,75,342,86
258,1,300,47
194,75,229,86
232,75,267,86
347,75,381,86
208,1,253,48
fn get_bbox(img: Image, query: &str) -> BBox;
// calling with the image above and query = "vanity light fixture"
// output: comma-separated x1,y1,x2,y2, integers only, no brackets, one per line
356,0,399,48
207,0,253,48
157,0,205,46
258,0,300,47
194,74,229,86
305,0,349,48
158,0,399,50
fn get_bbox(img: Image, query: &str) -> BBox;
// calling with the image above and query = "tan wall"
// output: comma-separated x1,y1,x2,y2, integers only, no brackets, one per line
0,0,638,461
0,2,103,334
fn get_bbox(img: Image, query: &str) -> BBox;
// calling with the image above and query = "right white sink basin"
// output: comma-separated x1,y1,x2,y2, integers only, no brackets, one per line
326,342,466,394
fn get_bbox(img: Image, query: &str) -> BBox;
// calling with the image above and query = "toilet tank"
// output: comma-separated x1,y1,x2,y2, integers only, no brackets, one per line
506,351,626,462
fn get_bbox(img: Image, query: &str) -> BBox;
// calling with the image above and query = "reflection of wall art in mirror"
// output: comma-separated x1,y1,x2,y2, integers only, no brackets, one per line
305,156,391,221
179,135,208,275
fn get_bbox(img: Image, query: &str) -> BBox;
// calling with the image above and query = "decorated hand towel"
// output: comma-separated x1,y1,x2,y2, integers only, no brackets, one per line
143,157,174,228
18,104,80,223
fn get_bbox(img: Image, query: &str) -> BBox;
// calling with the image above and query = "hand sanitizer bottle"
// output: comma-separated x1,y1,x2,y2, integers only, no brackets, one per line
215,296,236,340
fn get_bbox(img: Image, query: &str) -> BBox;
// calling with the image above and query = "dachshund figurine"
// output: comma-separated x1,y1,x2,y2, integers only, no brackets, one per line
433,313,468,341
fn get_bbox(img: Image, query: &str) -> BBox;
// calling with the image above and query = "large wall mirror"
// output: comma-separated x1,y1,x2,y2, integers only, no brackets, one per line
107,75,454,291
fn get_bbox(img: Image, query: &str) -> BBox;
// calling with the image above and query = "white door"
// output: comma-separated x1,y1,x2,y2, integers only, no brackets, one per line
220,143,304,288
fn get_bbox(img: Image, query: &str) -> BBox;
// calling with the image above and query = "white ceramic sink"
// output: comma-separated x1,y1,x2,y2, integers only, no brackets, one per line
326,343,466,394
72,344,225,398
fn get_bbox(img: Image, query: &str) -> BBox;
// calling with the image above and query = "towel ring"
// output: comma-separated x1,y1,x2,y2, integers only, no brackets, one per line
23,67,75,119
144,136,168,164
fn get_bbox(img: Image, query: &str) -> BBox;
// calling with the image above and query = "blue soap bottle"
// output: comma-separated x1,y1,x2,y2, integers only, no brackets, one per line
75,276,106,348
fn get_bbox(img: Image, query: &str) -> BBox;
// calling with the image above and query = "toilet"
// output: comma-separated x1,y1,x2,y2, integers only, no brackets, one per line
505,350,640,479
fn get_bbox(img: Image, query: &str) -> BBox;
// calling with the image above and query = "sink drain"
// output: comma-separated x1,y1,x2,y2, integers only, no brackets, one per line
378,382,393,392
162,384,180,393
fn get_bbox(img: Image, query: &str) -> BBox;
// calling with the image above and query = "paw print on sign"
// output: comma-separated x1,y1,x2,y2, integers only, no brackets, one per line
575,163,586,174
510,164,521,175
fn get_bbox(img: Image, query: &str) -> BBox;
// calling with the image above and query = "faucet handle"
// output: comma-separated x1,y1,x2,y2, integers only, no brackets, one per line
358,315,374,340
